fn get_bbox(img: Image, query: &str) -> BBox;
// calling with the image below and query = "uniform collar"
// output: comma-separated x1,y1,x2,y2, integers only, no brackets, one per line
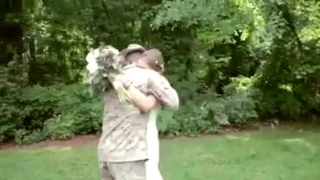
123,64,137,70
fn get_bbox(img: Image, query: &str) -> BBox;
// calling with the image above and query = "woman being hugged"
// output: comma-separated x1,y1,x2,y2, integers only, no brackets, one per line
132,49,178,180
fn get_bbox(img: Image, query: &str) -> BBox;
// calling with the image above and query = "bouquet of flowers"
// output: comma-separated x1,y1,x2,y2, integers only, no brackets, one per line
85,45,131,102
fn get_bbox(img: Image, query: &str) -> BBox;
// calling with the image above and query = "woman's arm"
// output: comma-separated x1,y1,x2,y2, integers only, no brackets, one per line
126,86,158,113
112,73,158,113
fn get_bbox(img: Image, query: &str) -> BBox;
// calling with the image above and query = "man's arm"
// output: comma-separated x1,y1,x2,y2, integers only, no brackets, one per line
148,72,179,110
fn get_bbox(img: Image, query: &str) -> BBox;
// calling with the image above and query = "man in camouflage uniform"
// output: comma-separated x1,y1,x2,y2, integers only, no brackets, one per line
98,44,179,180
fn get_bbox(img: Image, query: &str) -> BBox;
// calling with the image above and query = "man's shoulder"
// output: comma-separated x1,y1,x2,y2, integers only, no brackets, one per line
146,69,163,80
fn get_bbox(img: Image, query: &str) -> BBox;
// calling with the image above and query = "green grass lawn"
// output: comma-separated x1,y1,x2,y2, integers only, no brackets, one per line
1,128,320,180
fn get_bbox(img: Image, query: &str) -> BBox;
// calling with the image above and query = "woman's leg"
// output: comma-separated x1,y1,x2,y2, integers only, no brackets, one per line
146,160,163,180
146,110,163,180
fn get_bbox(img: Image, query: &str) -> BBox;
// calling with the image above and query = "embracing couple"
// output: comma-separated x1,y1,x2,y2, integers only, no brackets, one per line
97,44,179,180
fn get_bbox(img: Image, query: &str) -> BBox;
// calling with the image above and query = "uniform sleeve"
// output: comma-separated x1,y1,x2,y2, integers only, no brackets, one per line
148,72,179,110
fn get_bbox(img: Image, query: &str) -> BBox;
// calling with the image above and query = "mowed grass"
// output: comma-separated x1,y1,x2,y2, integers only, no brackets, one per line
1,127,320,180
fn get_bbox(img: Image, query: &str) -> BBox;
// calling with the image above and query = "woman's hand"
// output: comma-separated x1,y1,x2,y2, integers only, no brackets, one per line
116,85,132,103
111,76,132,103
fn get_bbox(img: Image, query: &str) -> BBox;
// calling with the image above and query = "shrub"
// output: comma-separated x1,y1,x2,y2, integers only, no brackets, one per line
158,101,217,137
210,76,260,125
0,84,103,144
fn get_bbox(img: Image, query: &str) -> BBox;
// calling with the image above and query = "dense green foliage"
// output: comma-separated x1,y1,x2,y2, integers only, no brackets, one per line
1,0,320,144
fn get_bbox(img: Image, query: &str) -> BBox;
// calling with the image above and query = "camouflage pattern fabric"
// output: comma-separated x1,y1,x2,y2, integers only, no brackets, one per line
99,160,146,180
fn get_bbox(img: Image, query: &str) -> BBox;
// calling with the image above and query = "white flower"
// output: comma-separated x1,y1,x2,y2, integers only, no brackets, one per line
85,46,124,94
85,49,100,74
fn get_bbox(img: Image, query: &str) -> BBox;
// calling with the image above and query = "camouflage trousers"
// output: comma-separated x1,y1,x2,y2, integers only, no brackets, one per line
99,160,146,180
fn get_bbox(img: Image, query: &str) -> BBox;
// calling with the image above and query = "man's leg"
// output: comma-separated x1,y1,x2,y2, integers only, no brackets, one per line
108,160,146,180
99,161,114,180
